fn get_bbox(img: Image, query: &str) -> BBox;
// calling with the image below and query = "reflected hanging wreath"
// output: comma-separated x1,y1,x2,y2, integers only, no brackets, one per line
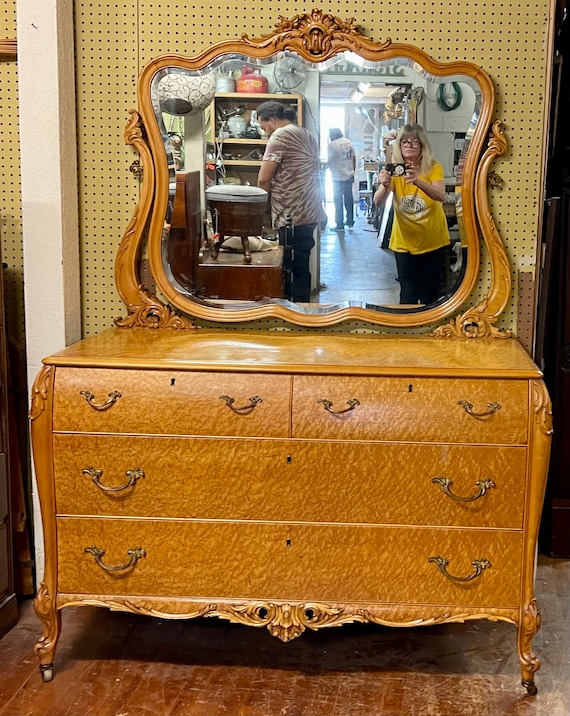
436,82,462,111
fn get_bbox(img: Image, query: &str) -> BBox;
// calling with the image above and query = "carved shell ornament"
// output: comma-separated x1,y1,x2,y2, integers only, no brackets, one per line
249,9,363,57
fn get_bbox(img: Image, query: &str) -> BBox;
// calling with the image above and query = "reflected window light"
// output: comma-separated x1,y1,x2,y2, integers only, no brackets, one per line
358,82,371,93
344,51,366,67
351,89,364,102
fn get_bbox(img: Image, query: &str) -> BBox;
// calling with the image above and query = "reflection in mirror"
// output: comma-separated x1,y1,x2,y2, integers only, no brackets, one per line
148,48,482,317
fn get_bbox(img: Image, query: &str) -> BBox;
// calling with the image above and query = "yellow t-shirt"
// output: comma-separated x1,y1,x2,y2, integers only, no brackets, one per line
389,162,451,255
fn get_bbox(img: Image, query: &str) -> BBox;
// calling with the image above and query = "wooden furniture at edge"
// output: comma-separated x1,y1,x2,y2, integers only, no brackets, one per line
167,171,202,292
0,255,17,639
30,328,551,693
197,248,285,300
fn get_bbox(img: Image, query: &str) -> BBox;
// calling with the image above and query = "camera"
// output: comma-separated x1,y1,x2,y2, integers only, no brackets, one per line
385,163,411,177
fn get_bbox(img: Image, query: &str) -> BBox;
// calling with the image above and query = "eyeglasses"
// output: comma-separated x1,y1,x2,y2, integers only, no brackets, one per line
401,138,421,146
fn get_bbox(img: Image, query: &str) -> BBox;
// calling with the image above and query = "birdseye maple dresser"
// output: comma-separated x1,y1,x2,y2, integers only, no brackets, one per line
29,9,552,697
31,329,551,692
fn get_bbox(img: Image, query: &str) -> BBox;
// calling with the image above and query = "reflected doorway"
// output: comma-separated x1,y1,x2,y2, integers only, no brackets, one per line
316,198,400,306
317,101,400,306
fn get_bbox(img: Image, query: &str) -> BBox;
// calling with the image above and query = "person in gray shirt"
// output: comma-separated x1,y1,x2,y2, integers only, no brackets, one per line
327,127,356,231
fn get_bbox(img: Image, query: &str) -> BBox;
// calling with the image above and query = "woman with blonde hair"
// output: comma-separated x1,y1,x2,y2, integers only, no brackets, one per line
373,123,451,305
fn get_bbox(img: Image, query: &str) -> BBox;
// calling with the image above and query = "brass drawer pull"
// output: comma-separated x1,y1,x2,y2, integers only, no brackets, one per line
84,546,146,572
458,400,501,417
82,466,145,492
80,390,122,411
219,394,262,413
318,398,360,414
428,555,491,582
432,476,495,502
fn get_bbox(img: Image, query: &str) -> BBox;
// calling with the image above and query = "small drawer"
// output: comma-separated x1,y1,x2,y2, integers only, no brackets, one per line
57,518,522,608
53,368,291,437
292,376,528,444
53,434,526,530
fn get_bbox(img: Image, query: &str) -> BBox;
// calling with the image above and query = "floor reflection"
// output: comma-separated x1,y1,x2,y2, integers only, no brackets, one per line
316,200,400,306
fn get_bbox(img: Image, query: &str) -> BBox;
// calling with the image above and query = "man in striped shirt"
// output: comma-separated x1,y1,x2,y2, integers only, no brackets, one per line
257,100,323,303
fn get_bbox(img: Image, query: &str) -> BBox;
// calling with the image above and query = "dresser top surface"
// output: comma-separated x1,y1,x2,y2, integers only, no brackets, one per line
42,328,542,379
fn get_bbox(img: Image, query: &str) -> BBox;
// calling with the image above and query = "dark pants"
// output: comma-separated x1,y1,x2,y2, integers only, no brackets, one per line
394,246,448,305
332,178,354,228
279,224,316,303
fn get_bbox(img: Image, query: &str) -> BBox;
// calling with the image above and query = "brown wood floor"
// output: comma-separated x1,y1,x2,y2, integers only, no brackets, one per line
0,555,568,716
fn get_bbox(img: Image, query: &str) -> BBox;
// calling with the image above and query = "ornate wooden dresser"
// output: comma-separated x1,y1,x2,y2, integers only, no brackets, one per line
31,329,551,691
30,10,553,696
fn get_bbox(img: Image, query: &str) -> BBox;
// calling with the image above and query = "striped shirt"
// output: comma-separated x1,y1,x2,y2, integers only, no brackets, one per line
262,124,323,229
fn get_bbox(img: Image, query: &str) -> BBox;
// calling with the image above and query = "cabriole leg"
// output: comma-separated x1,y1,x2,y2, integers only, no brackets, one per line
34,581,61,682
518,599,541,695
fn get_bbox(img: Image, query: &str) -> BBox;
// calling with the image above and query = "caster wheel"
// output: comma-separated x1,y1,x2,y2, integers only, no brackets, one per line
40,664,53,682
522,679,537,696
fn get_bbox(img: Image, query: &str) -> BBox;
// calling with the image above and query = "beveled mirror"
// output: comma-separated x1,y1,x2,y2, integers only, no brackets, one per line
117,9,510,333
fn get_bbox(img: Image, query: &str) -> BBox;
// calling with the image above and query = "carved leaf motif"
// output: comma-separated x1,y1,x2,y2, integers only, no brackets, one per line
33,581,59,657
114,300,196,329
519,598,541,671
124,109,145,145
532,381,553,435
431,121,511,339
34,581,52,626
29,366,53,420
242,9,390,60
430,299,512,339
115,111,194,330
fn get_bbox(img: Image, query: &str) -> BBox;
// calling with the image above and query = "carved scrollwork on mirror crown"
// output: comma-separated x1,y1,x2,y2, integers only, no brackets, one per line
116,9,511,334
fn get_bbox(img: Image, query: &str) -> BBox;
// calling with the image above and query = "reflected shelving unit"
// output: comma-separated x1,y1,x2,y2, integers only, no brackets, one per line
206,92,303,185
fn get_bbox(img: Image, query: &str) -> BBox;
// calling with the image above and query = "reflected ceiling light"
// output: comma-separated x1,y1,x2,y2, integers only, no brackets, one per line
351,89,364,102
358,82,371,93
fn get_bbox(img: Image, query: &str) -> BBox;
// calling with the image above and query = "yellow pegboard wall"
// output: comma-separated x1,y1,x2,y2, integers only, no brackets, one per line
75,0,553,336
74,1,140,333
0,3,25,347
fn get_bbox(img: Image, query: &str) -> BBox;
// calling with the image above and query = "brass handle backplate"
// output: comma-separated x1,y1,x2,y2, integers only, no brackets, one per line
318,398,360,414
219,395,262,413
80,390,122,411
458,400,501,417
432,476,495,502
82,466,145,492
428,555,491,582
84,546,146,572
129,159,143,180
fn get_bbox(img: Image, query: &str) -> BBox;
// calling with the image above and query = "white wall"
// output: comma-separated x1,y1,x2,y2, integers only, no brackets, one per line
16,0,81,580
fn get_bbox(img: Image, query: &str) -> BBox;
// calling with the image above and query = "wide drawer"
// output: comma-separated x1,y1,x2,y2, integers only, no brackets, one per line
57,518,522,607
52,368,291,437
292,376,529,444
53,434,526,529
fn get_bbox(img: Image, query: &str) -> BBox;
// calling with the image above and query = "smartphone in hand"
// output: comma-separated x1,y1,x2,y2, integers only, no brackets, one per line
385,163,411,177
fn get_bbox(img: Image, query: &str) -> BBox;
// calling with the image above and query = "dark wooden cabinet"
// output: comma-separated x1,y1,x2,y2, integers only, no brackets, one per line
536,0,570,557
0,258,17,638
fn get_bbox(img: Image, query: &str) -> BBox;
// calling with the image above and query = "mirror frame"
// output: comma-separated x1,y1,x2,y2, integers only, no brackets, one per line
116,9,510,336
